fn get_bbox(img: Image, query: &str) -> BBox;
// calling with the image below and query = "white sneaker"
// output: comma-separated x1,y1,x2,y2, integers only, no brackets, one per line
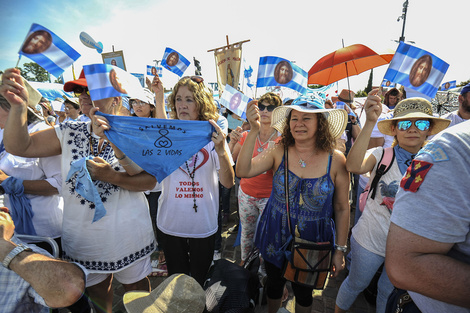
213,250,222,260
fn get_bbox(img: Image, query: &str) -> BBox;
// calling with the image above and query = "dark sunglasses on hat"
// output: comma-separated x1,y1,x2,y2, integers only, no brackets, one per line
258,103,276,112
397,120,431,131
73,86,90,97
182,76,204,84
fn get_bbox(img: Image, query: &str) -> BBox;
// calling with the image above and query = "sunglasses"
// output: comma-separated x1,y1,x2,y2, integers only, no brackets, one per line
74,86,90,97
397,120,431,131
130,100,147,107
182,76,204,84
258,103,276,112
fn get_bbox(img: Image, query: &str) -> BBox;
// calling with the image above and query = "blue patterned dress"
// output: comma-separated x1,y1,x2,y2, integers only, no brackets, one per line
254,154,336,269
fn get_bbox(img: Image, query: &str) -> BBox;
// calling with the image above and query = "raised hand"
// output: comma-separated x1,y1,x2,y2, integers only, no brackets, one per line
0,68,28,109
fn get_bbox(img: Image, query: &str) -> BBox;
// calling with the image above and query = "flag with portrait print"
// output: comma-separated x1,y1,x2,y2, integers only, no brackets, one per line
18,23,81,77
83,64,146,101
381,79,396,88
440,80,456,91
160,47,190,77
147,65,162,77
220,85,251,119
383,42,449,98
256,56,308,95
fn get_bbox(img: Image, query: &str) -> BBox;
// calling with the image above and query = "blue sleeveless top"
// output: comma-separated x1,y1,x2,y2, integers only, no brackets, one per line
254,154,336,269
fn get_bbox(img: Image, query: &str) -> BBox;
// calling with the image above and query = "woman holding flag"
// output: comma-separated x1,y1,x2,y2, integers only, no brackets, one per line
0,68,157,313
149,74,234,286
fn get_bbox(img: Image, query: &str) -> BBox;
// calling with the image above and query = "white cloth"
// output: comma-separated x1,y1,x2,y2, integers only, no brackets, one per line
0,122,63,239
441,110,466,128
157,141,234,238
54,121,155,273
370,111,394,148
352,147,402,257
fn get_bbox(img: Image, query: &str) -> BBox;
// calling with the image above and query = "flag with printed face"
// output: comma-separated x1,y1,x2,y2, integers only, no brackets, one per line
440,80,456,91
220,85,251,119
256,56,308,95
18,23,81,77
381,79,396,88
383,42,449,98
96,112,214,183
147,65,162,77
160,48,190,77
83,64,146,101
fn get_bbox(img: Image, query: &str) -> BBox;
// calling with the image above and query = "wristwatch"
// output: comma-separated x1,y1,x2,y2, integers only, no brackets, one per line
2,244,32,269
335,244,348,253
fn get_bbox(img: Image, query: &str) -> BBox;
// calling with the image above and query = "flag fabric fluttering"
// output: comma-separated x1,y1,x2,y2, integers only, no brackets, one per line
440,80,456,91
18,23,81,77
147,65,162,77
220,85,252,119
160,47,190,77
83,64,146,101
96,112,214,183
383,42,449,98
256,56,308,95
244,65,254,88
381,79,396,88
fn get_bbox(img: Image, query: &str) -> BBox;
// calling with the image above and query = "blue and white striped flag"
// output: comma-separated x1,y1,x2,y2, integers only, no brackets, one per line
383,42,449,98
381,79,396,88
83,64,146,101
440,80,456,91
160,47,190,77
147,65,162,77
220,85,252,119
256,56,308,95
19,23,81,78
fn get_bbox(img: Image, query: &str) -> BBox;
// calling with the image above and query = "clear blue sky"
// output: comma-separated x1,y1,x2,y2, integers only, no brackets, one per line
1,0,468,97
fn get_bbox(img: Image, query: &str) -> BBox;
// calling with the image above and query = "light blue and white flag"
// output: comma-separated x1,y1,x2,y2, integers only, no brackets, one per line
256,56,308,95
383,42,449,98
440,80,456,91
96,112,214,183
147,65,162,77
160,47,190,77
18,23,81,77
83,64,146,101
381,79,396,88
220,85,252,119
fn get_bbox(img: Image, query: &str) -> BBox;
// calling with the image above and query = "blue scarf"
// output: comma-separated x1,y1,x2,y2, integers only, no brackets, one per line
394,145,416,175
66,156,107,223
2,177,37,235
96,112,214,183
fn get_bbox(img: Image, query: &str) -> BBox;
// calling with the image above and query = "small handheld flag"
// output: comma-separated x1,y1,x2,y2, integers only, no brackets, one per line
383,42,449,98
160,48,190,77
220,85,251,119
256,56,308,95
19,23,81,77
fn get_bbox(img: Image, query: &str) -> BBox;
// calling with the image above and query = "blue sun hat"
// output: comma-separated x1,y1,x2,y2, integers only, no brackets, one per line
270,95,348,139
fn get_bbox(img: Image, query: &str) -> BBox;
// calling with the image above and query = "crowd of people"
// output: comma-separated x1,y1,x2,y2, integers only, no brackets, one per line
0,65,468,313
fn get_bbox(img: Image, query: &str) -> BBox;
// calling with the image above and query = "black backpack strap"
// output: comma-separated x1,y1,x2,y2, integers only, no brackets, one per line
370,147,395,200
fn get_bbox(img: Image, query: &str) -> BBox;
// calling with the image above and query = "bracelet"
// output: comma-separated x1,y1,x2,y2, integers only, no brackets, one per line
2,244,32,269
115,154,127,161
335,245,348,253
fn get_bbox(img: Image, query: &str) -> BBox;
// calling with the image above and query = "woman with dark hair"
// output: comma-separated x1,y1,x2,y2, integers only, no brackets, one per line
149,74,234,285
237,96,350,313
409,54,432,87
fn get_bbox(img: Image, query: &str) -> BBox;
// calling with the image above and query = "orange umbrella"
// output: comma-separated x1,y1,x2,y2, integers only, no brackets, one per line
308,44,394,85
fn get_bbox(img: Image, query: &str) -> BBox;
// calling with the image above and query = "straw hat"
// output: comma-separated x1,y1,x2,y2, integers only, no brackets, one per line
270,95,348,139
377,97,450,136
123,274,205,313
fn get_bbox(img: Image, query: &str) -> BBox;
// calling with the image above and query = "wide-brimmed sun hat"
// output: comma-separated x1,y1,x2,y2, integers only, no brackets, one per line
377,97,450,136
270,95,348,139
129,88,155,106
123,274,205,313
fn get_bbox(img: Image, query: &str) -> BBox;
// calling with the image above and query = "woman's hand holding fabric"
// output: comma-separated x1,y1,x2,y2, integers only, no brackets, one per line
0,68,28,109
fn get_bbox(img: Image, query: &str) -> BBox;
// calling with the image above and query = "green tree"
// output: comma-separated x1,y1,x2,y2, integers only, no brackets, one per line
458,79,470,87
19,62,49,82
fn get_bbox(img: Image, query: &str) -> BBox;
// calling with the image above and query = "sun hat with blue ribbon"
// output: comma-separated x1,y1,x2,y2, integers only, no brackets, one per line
270,95,348,139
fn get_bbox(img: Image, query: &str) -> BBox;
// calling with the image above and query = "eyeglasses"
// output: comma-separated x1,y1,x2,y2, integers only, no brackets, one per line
130,100,147,107
74,86,89,97
397,120,431,131
182,76,204,84
258,103,276,112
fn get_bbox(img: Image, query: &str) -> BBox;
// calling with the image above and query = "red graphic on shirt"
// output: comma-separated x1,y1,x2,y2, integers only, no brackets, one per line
175,148,209,199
